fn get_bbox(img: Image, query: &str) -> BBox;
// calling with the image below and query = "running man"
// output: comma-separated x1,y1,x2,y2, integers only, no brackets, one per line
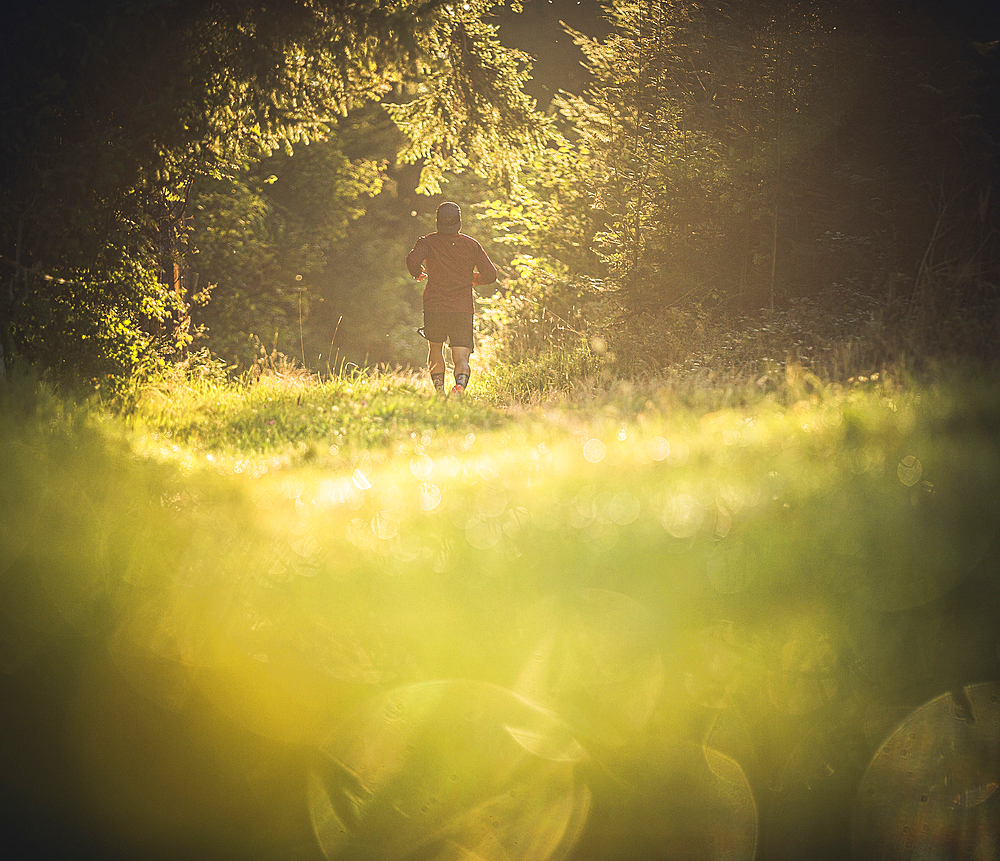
406,201,499,396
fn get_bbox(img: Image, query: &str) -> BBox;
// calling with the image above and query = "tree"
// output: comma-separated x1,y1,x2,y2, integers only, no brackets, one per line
386,7,551,194
188,136,383,367
462,0,995,376
528,0,993,311
0,0,547,390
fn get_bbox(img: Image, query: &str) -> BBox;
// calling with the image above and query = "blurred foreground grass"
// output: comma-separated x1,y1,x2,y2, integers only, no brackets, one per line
1,368,999,861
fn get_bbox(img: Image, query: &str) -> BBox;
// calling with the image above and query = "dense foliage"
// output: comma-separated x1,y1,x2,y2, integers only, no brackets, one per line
0,0,545,390
2,0,996,392
187,137,385,366
476,0,998,377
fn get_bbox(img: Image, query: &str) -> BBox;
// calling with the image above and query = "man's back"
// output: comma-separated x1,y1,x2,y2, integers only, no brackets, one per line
407,231,497,313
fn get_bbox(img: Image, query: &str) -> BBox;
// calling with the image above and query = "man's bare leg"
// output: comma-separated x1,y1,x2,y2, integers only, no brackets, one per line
428,342,446,393
451,346,471,394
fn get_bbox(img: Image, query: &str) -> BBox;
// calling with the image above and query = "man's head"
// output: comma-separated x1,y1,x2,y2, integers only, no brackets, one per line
436,201,462,234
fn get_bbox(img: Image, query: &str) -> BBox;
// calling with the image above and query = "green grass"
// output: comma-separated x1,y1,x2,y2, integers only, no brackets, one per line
130,365,506,460
2,366,998,861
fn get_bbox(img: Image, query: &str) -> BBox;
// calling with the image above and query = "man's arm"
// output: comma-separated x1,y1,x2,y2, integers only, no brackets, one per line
405,237,427,279
472,244,498,286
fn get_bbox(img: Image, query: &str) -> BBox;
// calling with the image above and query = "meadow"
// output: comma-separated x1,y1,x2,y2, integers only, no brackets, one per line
1,360,999,861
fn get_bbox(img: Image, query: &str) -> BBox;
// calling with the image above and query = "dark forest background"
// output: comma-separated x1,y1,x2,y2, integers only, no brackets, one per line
2,0,998,392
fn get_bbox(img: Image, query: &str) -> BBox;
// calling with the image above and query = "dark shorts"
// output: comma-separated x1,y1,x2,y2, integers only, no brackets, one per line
422,311,475,350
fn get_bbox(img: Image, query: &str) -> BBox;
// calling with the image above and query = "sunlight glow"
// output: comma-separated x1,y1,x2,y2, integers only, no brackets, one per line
647,435,670,461
6,374,998,861
582,438,606,463
351,468,372,490
897,455,922,486
418,482,442,511
409,452,434,479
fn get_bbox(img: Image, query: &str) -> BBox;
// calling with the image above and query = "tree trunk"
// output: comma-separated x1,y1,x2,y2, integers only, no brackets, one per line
770,48,782,311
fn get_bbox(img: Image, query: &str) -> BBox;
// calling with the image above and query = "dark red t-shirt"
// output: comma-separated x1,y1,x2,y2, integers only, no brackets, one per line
406,232,498,313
